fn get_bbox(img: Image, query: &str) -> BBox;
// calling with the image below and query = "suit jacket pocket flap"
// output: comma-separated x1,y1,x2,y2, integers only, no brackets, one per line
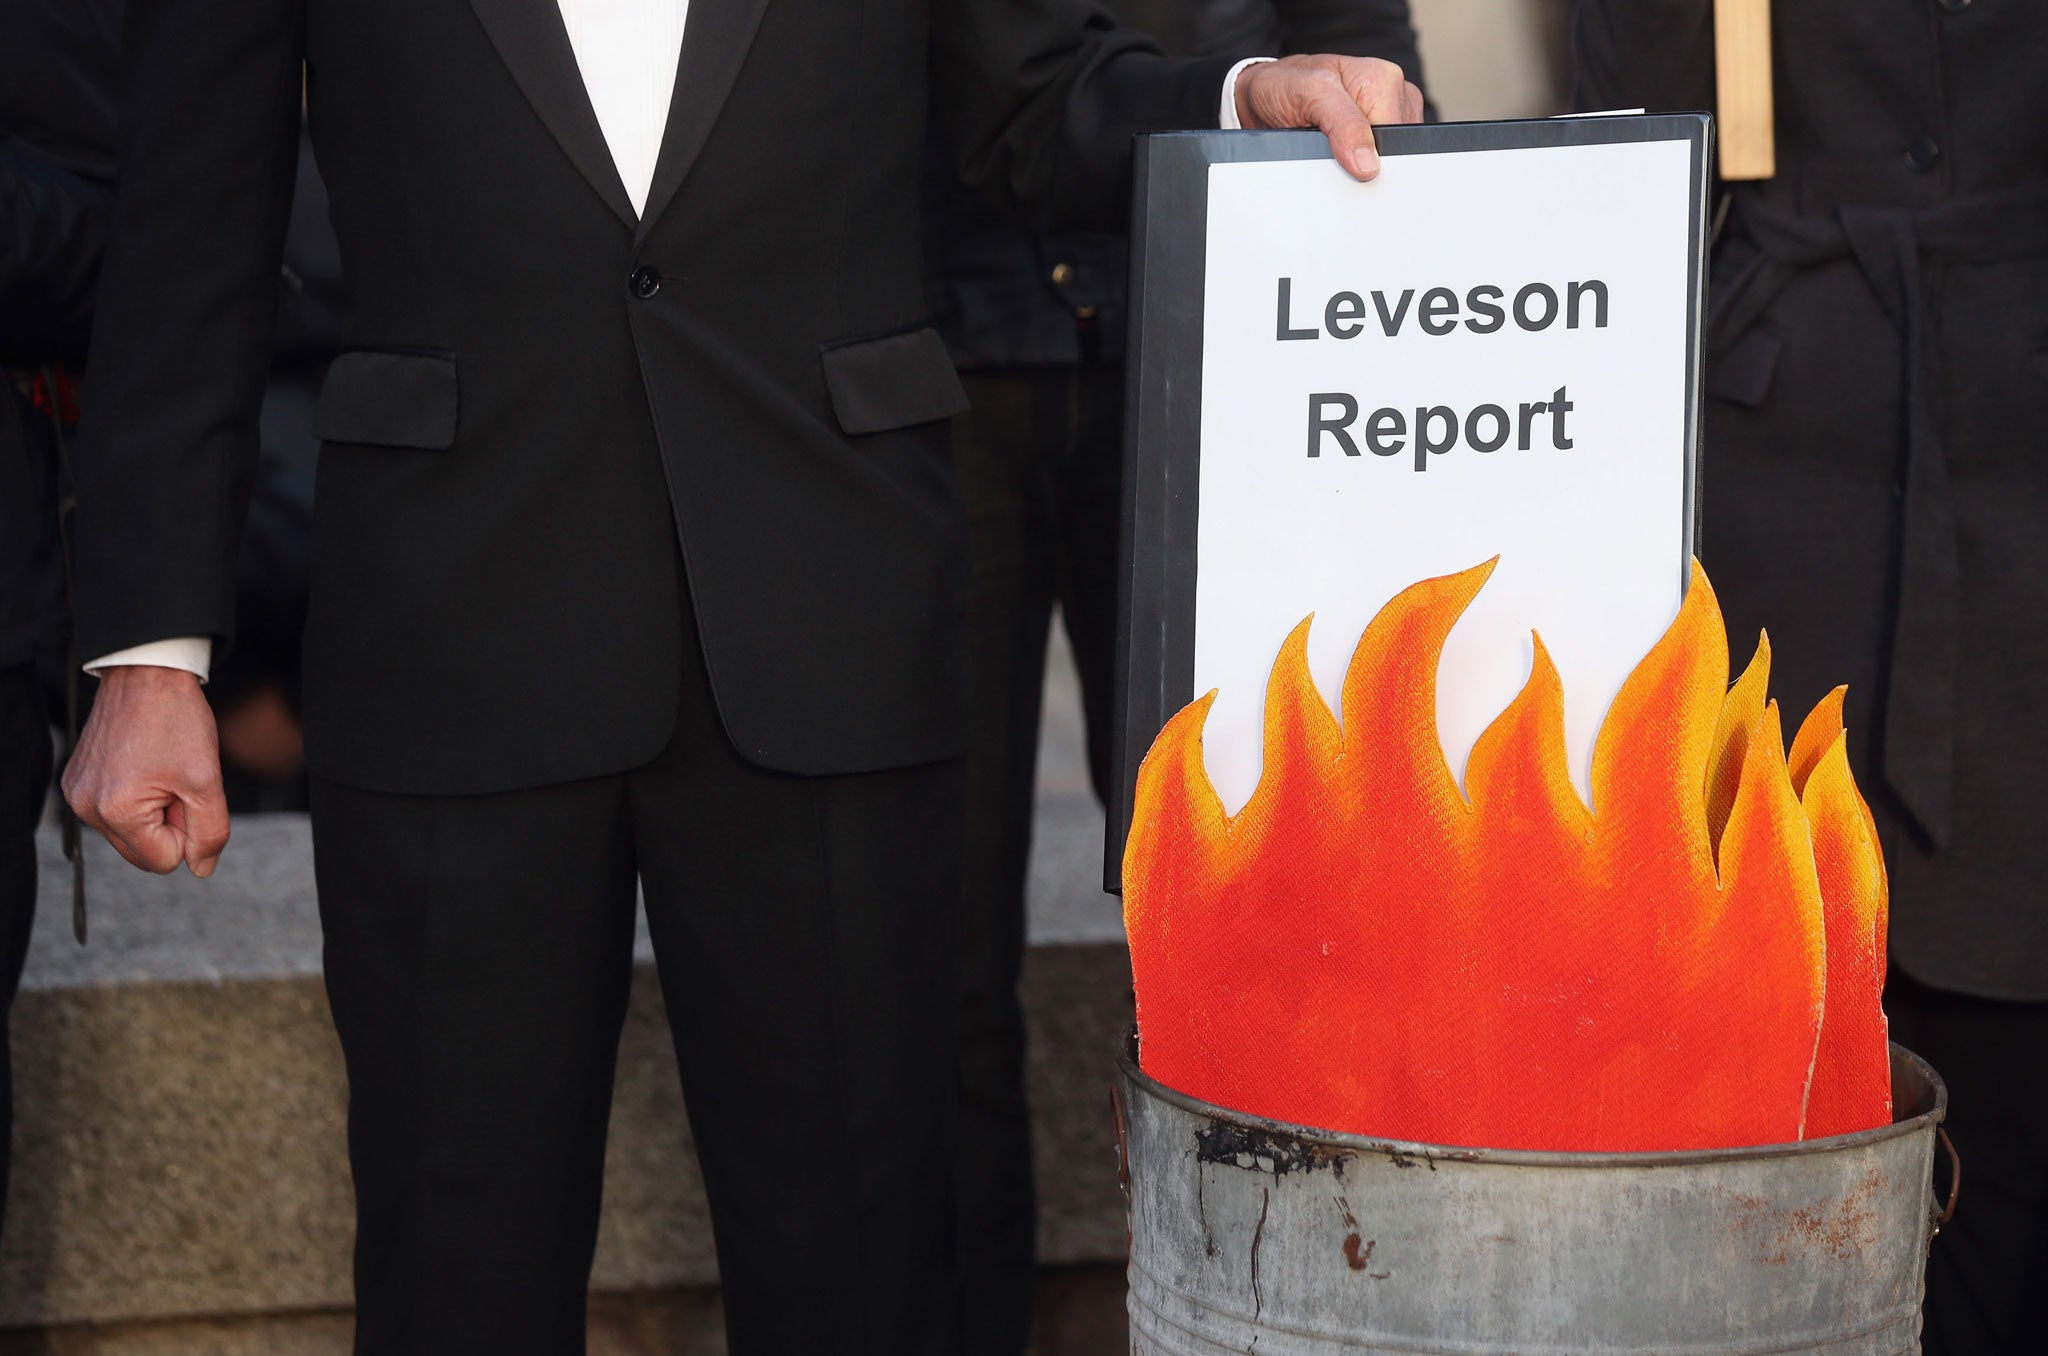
315,351,459,449
819,326,970,436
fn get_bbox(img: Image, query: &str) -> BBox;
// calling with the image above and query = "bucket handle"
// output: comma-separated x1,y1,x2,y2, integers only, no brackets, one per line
1931,1126,1961,1236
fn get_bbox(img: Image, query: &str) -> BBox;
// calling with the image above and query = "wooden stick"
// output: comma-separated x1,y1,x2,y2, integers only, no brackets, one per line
1714,0,1776,180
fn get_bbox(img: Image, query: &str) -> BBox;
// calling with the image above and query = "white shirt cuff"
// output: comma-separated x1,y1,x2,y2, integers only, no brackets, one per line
84,637,213,683
1220,57,1277,130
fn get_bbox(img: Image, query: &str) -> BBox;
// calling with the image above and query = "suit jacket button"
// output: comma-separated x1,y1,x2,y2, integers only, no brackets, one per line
1905,137,1941,173
629,266,662,299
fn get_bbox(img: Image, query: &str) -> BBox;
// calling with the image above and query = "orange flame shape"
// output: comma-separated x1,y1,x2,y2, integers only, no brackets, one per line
1123,560,1892,1151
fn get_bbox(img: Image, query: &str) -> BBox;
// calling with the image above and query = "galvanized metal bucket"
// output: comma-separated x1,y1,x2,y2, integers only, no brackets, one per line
1118,1031,1955,1355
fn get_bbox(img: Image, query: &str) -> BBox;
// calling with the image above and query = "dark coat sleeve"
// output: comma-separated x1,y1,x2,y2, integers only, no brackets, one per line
68,0,304,662
1572,0,1714,114
0,143,110,366
930,0,1240,233
1271,0,1424,80
930,0,1429,234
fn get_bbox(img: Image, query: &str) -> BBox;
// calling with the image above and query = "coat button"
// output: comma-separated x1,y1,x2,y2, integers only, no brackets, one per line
1050,262,1075,287
1935,0,1971,12
629,266,661,299
1905,137,1941,173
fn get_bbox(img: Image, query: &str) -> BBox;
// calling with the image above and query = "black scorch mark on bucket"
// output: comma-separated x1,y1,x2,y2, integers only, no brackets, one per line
1195,1119,1479,1177
1196,1121,1351,1178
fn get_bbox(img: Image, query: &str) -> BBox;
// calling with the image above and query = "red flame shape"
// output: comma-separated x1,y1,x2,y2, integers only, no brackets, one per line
1124,560,1891,1151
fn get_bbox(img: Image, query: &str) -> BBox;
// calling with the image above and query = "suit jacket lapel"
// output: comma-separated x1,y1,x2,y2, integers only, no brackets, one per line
635,0,774,242
466,0,639,228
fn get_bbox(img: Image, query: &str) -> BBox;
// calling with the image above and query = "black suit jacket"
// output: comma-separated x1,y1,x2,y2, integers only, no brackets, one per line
73,0,1236,792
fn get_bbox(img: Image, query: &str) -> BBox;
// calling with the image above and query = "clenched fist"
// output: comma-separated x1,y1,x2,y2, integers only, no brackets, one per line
64,665,230,878
1234,54,1427,181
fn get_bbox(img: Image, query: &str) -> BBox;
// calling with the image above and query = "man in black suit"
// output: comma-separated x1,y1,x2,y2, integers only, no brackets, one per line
59,0,1420,1350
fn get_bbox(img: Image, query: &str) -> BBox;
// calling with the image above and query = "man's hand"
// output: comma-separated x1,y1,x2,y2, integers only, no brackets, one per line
64,666,230,878
1234,55,1426,181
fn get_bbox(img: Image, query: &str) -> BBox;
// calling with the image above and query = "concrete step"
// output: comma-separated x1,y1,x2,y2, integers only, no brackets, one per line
0,1267,1132,1356
5,795,1131,1332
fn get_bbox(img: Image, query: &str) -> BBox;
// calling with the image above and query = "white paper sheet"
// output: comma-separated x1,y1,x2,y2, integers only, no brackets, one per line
1192,138,1694,814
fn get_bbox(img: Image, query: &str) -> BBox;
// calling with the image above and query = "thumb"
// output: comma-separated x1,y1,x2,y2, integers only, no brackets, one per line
169,789,233,880
1303,83,1381,180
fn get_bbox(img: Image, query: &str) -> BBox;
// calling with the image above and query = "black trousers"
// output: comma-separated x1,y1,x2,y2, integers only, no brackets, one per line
310,608,964,1356
1886,972,2048,1356
0,665,48,1238
953,364,1123,1356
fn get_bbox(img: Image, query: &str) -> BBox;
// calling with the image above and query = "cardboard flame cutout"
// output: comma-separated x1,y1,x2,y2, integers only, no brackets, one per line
1123,560,1892,1151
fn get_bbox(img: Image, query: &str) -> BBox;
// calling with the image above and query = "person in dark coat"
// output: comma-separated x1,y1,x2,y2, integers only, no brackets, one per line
927,3,1428,1349
0,0,122,1236
1577,5,2048,1351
